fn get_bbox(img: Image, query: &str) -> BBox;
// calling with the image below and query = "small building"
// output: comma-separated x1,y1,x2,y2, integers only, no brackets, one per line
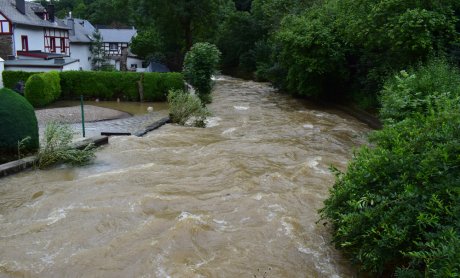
99,27,143,71
0,0,79,71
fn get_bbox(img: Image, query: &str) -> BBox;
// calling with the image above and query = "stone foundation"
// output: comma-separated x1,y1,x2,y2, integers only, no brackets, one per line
0,35,13,59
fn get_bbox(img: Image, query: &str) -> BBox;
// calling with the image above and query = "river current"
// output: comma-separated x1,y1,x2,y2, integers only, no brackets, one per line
0,77,369,277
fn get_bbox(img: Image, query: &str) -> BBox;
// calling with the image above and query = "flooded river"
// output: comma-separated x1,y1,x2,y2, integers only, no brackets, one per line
0,77,369,277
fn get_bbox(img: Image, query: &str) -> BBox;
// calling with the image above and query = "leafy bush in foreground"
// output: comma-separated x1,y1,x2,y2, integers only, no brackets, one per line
37,122,95,169
0,88,39,163
167,90,210,127
320,99,460,276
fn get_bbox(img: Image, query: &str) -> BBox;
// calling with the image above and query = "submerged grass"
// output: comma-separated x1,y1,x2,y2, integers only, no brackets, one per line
37,122,96,169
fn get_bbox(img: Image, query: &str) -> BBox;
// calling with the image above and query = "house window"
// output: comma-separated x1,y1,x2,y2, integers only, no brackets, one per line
60,38,66,53
0,13,11,34
109,43,118,51
49,37,56,52
21,36,28,51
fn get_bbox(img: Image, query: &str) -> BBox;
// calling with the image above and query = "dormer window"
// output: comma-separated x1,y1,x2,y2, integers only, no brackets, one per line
0,12,12,34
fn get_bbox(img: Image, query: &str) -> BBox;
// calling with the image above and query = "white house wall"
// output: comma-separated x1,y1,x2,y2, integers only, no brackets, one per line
13,25,44,53
70,43,91,70
62,61,80,71
127,57,142,70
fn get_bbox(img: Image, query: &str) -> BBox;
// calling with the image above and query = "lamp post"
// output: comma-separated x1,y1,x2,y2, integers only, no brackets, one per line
80,95,85,138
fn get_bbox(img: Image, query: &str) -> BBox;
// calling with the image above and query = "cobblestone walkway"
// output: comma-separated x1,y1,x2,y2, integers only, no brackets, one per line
39,111,169,139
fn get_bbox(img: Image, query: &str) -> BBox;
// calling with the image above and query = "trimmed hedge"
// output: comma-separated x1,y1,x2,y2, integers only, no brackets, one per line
24,71,61,107
2,71,41,90
60,71,184,101
143,72,184,101
0,88,39,162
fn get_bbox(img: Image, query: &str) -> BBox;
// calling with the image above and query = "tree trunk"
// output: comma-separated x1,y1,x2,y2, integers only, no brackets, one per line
120,47,128,71
183,19,193,50
138,73,144,102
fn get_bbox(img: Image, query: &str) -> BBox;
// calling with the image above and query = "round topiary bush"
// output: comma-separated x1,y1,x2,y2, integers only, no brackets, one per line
0,88,39,162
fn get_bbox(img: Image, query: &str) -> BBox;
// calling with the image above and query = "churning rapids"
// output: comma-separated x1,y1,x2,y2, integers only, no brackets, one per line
0,77,370,277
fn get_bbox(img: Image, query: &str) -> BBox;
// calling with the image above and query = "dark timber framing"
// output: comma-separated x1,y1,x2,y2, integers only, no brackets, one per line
44,27,69,55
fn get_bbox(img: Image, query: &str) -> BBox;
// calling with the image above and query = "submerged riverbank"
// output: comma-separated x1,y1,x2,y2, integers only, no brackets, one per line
0,76,369,277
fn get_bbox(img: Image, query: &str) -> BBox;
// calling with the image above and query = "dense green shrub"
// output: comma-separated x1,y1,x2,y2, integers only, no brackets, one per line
37,122,95,169
167,90,210,127
60,71,127,100
143,72,184,101
60,71,183,101
0,88,39,163
275,4,348,98
183,42,221,104
24,71,61,107
380,59,460,122
271,0,459,103
320,96,460,276
2,71,41,90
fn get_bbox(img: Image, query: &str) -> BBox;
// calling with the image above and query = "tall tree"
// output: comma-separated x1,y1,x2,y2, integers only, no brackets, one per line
90,30,109,70
133,0,232,69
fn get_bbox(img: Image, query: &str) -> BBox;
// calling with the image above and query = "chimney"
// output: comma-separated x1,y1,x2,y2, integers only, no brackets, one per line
67,18,75,36
15,0,25,15
47,4,55,22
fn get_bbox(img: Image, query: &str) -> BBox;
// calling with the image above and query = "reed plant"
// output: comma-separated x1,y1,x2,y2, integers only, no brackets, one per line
37,122,95,169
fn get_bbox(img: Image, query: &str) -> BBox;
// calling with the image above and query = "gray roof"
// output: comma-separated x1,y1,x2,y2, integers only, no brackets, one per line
5,57,79,67
63,17,96,43
99,28,137,43
0,0,69,29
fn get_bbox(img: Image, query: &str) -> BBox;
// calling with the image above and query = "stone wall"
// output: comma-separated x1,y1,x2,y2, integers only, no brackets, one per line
0,35,13,60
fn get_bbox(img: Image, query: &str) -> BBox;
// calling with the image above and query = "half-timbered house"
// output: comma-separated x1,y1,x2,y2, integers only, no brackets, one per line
0,0,79,71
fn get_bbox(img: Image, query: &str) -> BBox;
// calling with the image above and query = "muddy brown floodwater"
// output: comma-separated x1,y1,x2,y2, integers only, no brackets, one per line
0,76,370,277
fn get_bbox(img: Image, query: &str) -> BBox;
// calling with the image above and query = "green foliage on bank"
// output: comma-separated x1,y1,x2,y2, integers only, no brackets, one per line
272,0,459,102
167,89,210,127
2,71,41,90
37,122,95,169
143,72,185,101
0,88,39,162
321,59,460,276
380,59,460,122
183,42,221,104
24,71,61,107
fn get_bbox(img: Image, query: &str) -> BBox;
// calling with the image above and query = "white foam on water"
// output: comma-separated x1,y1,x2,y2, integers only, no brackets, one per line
252,193,263,200
205,117,221,127
234,106,249,111
281,218,294,239
222,127,237,135
306,157,328,174
303,124,314,129
177,212,207,225
46,208,67,225
84,163,156,179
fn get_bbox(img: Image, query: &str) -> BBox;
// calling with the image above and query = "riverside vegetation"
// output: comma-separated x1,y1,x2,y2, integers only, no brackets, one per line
320,59,460,276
